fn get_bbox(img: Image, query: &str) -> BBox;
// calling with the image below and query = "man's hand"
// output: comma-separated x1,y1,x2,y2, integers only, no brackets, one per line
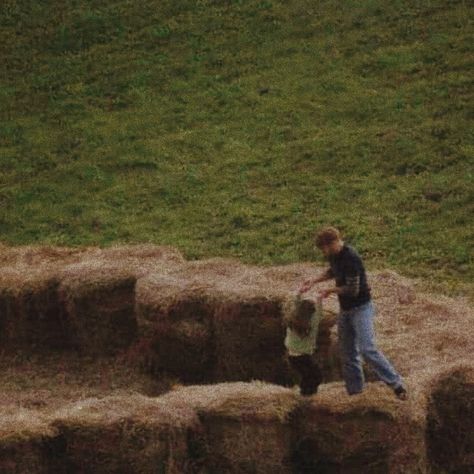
318,288,334,299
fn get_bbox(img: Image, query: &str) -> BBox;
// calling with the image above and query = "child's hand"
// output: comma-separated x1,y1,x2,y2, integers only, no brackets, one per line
298,279,314,294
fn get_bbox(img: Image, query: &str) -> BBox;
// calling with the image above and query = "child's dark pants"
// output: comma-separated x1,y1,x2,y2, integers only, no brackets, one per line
289,354,322,395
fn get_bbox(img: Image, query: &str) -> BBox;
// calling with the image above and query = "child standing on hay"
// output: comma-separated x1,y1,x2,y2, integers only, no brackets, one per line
284,295,323,396
299,226,408,400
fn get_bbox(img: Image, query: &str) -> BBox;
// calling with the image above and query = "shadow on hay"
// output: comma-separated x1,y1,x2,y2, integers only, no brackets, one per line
427,366,474,474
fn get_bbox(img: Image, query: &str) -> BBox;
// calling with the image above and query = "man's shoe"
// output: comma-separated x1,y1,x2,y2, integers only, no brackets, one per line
394,385,408,400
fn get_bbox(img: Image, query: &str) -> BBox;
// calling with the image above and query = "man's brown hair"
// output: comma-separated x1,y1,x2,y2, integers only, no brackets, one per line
314,226,341,248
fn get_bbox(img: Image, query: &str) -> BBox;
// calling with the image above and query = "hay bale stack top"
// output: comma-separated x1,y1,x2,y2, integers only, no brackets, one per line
52,394,199,474
293,382,427,474
0,407,57,474
162,382,300,474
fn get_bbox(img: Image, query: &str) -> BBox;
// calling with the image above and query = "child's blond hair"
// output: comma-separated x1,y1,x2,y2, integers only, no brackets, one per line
284,295,315,337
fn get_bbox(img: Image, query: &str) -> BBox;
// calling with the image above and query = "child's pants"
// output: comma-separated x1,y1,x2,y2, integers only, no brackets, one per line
337,301,403,395
288,354,322,395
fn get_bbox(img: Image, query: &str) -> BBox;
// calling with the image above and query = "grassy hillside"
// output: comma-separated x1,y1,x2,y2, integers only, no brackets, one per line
1,0,473,293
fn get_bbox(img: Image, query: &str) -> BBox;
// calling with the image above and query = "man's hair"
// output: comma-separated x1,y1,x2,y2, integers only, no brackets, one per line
314,226,341,248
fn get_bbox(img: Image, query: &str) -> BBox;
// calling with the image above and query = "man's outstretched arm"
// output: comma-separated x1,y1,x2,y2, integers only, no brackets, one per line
299,268,334,294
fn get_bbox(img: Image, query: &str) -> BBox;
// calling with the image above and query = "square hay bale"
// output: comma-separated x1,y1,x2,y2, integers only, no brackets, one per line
135,274,216,382
0,408,57,474
314,310,342,383
59,264,137,356
161,382,300,474
52,394,199,474
0,245,89,267
213,294,291,384
292,382,427,474
427,364,474,473
0,267,73,352
92,244,185,278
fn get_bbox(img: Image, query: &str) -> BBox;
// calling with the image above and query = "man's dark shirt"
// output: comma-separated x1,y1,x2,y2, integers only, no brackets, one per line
328,244,371,311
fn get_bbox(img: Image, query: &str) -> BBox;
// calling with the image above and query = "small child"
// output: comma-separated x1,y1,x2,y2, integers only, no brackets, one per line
284,295,323,396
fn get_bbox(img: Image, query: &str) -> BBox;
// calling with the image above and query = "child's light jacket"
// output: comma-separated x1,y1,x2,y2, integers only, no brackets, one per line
284,300,323,356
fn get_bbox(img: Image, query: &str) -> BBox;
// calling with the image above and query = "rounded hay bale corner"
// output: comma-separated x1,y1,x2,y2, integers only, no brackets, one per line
58,263,138,356
427,364,474,474
0,408,58,474
51,394,200,474
292,382,427,474
160,382,300,474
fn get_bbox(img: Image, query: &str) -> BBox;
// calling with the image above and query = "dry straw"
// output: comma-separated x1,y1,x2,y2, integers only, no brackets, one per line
0,244,184,354
1,246,474,472
161,381,300,473
293,381,427,474
426,363,474,473
52,394,199,474
0,407,57,474
136,258,338,385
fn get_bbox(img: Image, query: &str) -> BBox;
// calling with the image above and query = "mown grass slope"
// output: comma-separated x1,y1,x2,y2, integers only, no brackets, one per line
1,0,473,292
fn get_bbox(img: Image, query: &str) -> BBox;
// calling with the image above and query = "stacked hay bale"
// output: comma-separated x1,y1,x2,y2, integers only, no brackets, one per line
58,262,138,356
89,244,185,278
0,407,57,474
135,273,216,382
0,244,90,352
135,258,339,385
427,363,474,473
369,270,474,379
0,243,184,356
292,382,427,473
51,394,199,473
174,259,292,384
0,265,73,352
160,381,300,474
212,289,289,384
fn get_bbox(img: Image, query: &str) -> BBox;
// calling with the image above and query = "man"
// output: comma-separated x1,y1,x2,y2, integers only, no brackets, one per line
299,226,407,400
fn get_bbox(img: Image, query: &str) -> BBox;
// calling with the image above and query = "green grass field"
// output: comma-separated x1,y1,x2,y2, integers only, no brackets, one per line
1,0,473,294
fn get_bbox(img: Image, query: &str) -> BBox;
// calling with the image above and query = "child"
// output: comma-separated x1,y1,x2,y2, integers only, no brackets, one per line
284,295,323,396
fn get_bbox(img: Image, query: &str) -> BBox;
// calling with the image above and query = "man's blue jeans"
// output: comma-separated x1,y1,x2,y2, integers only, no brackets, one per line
337,301,403,395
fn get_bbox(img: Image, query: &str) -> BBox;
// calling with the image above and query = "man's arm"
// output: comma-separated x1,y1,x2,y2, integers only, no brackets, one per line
319,264,360,299
299,268,334,294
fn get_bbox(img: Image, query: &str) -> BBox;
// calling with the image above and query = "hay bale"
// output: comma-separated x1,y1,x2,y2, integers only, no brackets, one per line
427,364,474,473
52,394,199,474
212,291,294,384
356,271,474,383
161,382,300,474
135,274,216,382
292,382,427,473
0,244,183,354
137,261,342,385
166,259,293,383
91,244,185,278
0,267,73,352
0,408,57,474
314,317,342,383
58,263,137,355
0,244,88,267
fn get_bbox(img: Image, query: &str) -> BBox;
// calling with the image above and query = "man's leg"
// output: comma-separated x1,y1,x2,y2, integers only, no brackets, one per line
338,311,364,395
352,302,404,389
